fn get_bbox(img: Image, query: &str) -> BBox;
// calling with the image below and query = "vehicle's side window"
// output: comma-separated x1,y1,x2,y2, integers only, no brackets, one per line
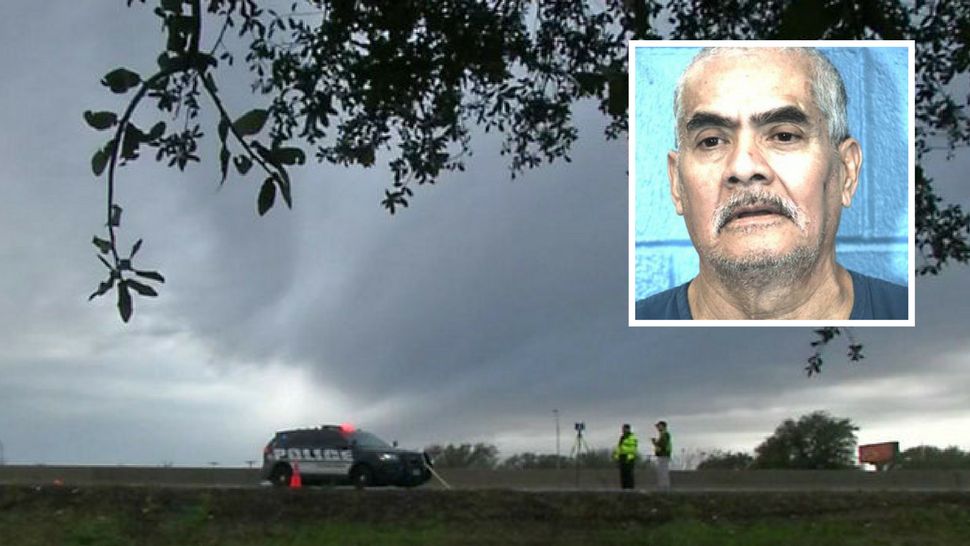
296,431,318,448
317,430,345,448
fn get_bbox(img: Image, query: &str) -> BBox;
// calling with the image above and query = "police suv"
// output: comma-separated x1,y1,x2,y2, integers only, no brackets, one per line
260,424,433,488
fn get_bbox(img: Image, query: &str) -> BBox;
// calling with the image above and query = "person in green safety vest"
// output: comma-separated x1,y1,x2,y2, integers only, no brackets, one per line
612,423,639,489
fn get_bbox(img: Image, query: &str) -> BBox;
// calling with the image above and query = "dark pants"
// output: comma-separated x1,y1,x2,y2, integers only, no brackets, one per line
619,460,635,489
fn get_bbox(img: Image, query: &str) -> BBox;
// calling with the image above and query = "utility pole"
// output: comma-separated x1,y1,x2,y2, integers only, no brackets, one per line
553,409,560,470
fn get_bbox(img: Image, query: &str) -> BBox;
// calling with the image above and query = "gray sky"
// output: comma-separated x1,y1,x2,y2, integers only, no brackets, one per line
1,3,968,467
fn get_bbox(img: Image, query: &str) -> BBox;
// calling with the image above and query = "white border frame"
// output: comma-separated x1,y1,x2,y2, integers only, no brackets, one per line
627,40,916,327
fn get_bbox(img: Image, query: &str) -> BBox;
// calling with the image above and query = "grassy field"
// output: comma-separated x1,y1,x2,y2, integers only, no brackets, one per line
2,485,969,545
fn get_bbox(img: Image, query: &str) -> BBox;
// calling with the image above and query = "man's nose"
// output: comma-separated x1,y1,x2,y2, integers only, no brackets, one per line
724,133,773,186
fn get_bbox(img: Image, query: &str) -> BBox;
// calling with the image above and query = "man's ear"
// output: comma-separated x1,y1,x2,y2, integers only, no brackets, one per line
837,137,862,207
668,150,685,215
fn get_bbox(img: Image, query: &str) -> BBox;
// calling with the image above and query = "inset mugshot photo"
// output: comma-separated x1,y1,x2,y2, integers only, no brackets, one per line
629,42,914,325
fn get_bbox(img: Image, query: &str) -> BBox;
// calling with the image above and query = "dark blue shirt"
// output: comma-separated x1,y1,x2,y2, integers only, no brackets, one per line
635,269,907,320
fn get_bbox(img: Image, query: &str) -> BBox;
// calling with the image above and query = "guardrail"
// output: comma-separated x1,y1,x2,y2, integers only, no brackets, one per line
0,465,259,487
1,465,968,491
428,468,970,491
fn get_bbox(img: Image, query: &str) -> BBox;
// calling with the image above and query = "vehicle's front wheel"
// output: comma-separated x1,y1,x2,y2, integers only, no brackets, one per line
269,464,292,487
350,465,373,489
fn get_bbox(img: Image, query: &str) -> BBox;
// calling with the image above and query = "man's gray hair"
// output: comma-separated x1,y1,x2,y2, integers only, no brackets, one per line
673,47,849,148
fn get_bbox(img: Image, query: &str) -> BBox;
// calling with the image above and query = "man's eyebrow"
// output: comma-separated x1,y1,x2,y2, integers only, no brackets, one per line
684,106,812,135
750,105,810,127
684,111,738,133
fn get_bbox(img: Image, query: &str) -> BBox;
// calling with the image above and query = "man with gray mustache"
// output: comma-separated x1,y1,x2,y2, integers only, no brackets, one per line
635,47,906,320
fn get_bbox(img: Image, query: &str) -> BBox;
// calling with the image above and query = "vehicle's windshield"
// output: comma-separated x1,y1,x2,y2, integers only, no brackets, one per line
349,431,392,449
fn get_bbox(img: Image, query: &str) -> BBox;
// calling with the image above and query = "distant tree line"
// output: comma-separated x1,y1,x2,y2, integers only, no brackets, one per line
424,443,501,469
424,443,650,470
894,446,970,470
427,412,970,471
696,411,970,471
698,444,970,471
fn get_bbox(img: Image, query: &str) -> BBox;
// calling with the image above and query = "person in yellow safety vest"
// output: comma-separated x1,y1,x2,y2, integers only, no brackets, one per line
612,423,639,489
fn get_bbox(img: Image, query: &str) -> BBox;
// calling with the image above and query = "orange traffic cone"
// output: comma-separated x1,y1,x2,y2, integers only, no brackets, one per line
289,461,302,489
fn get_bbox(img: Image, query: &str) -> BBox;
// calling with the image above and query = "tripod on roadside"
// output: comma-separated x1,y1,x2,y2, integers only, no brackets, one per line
569,422,591,487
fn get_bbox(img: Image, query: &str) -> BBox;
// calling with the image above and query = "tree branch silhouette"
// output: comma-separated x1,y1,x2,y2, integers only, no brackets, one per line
89,0,970,375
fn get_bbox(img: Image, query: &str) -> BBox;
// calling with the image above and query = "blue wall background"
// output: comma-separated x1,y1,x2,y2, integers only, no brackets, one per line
632,46,909,302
